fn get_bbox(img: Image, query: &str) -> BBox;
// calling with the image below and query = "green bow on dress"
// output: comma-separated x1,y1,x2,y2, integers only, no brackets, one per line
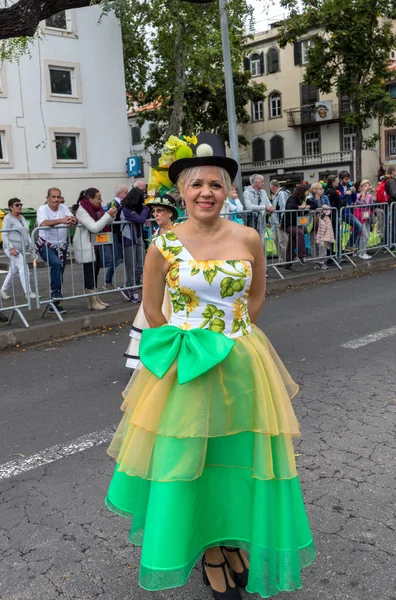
140,325,235,384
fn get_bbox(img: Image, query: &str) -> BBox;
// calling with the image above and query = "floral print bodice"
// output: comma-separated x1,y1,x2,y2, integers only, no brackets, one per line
155,231,252,339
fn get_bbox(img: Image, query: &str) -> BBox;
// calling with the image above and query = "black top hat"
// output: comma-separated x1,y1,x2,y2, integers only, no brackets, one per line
146,193,179,221
168,132,238,184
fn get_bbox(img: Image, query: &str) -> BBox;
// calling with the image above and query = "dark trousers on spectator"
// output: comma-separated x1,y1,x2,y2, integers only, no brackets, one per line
285,226,306,263
83,253,101,290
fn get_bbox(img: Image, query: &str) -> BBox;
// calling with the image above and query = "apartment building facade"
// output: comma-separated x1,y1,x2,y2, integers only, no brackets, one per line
0,6,130,209
239,25,380,189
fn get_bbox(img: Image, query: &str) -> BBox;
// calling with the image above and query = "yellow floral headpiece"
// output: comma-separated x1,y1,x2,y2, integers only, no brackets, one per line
147,134,198,198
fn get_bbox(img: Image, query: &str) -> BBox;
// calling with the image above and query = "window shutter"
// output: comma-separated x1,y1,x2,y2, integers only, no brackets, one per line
259,51,264,75
294,42,302,66
243,56,250,72
301,84,317,106
267,48,279,74
270,135,284,160
252,138,265,162
340,94,351,114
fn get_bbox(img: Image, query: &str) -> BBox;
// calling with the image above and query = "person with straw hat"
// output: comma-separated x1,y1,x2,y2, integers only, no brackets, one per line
106,132,315,600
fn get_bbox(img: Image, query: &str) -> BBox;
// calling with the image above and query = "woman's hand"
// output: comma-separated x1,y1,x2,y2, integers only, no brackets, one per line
10,248,17,256
108,207,117,218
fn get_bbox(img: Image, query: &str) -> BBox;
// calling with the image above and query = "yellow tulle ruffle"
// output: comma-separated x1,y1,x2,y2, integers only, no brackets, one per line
108,326,300,482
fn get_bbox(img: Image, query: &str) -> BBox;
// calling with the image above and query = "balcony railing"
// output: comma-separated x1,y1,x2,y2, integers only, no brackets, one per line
240,151,353,172
286,101,340,127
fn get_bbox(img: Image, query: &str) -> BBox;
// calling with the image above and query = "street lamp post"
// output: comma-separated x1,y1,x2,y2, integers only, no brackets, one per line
181,0,243,194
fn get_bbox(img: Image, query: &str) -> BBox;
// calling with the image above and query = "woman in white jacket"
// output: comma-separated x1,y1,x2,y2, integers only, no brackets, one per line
72,188,117,310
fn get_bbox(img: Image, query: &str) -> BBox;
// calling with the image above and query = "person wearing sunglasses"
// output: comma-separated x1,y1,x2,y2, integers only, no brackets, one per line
0,198,35,301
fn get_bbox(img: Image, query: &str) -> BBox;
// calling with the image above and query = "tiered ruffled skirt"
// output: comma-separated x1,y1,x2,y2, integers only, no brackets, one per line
106,325,315,597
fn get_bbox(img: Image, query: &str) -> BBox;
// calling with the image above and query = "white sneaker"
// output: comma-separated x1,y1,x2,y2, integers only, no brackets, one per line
0,289,10,300
358,252,371,260
26,291,36,299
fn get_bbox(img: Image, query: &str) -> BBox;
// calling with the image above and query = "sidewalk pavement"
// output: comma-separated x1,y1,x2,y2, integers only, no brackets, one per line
0,250,395,351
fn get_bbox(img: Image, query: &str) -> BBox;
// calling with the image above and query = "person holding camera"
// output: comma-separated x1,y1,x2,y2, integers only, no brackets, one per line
337,170,362,251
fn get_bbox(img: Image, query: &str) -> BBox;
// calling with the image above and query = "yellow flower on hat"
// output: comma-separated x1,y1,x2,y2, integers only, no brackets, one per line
184,135,198,146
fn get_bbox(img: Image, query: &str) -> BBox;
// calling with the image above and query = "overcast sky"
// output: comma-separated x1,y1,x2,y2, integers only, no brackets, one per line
248,0,293,32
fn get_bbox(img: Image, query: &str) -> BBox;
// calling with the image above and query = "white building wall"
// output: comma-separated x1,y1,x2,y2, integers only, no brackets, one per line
0,6,130,209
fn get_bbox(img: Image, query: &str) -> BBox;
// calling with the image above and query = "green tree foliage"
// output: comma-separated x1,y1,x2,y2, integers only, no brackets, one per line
102,0,266,150
277,0,396,179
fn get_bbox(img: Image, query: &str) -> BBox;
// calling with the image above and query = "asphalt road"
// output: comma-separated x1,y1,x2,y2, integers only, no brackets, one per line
0,270,395,600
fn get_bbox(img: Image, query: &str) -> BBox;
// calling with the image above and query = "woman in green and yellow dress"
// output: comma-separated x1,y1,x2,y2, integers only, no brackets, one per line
106,134,315,599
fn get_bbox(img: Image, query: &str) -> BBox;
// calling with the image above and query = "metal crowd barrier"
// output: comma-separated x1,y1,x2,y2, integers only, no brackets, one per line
30,222,146,322
339,202,395,267
0,228,31,327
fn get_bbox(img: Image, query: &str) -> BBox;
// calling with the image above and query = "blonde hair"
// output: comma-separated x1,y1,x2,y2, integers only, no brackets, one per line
310,182,324,194
177,166,232,198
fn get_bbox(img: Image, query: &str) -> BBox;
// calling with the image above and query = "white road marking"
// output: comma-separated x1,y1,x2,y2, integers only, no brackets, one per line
0,426,115,481
341,326,396,349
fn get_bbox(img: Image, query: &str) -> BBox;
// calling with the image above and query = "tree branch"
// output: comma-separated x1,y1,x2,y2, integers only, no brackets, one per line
0,0,101,39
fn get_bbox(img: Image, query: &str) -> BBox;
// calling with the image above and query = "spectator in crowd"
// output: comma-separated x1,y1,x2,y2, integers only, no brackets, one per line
309,183,334,270
269,179,290,262
37,187,77,314
385,166,396,245
337,170,362,251
281,185,317,270
325,174,344,259
120,187,150,303
221,184,244,223
354,179,374,260
1,198,35,301
134,180,147,195
104,184,129,291
243,174,274,231
72,188,117,311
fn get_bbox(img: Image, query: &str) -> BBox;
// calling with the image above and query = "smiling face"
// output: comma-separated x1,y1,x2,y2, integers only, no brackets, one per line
182,166,228,220
152,206,173,228
89,192,102,209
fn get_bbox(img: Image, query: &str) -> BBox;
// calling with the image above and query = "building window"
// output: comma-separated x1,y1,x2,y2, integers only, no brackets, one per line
250,53,261,77
45,10,72,31
304,130,320,155
49,67,74,95
269,92,281,118
252,138,265,162
389,84,396,99
270,135,284,160
301,39,314,64
388,133,396,158
343,126,356,151
43,10,77,38
0,125,14,167
267,47,280,74
131,126,142,145
252,101,264,121
391,50,396,60
45,61,81,103
49,128,87,167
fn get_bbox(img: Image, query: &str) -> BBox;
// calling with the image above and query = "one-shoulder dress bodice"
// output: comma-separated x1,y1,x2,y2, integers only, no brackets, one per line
155,232,252,339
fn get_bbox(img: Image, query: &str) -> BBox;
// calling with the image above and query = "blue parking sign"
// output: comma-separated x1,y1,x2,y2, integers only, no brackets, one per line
127,156,143,177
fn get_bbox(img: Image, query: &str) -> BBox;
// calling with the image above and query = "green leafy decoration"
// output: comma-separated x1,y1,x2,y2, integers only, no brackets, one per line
203,267,218,285
165,245,183,257
165,231,178,241
190,266,200,276
231,320,241,334
220,277,246,299
209,318,226,334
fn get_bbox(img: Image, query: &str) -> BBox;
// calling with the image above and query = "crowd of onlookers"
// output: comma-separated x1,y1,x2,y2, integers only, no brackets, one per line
241,167,396,271
1,166,396,322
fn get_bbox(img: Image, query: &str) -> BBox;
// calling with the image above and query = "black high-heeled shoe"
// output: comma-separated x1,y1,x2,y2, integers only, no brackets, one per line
220,547,249,588
202,554,241,600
